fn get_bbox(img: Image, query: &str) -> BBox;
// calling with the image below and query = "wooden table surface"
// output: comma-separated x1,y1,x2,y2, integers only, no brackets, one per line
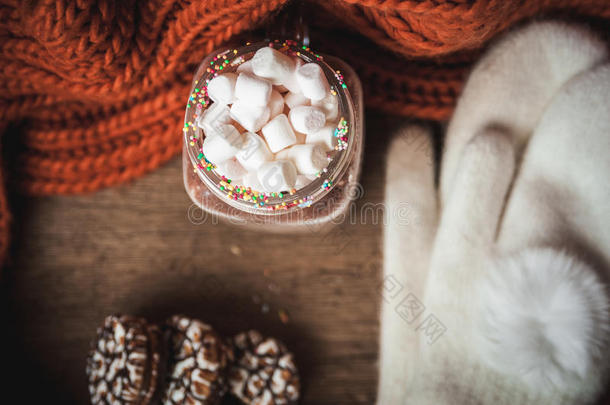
0,112,419,404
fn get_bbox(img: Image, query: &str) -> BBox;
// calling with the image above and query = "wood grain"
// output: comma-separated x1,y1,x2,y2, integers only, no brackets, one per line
0,112,416,404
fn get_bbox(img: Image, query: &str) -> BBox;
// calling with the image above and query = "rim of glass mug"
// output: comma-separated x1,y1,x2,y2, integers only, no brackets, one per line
183,40,357,216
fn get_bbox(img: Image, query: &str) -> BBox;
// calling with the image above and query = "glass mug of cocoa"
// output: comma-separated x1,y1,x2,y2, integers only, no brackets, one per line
183,38,363,232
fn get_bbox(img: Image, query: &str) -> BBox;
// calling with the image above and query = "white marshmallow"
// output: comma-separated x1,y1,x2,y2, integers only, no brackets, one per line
257,160,297,192
283,79,301,93
242,171,264,191
289,106,326,134
251,47,300,92
275,144,328,175
236,60,254,74
274,148,291,160
215,158,246,181
312,92,339,121
282,57,304,94
230,100,270,133
284,91,310,109
269,90,284,118
295,174,312,189
306,125,338,151
261,114,297,153
206,73,237,104
197,102,232,138
234,72,272,107
296,63,330,101
236,132,272,171
202,124,244,164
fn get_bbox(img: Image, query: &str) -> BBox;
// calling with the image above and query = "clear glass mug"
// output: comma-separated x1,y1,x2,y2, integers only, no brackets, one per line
182,39,364,232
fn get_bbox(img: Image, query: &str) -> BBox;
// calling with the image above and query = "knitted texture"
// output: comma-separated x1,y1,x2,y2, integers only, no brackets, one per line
1,0,609,266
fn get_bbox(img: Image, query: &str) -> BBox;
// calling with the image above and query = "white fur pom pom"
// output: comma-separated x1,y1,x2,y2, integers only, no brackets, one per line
476,248,608,392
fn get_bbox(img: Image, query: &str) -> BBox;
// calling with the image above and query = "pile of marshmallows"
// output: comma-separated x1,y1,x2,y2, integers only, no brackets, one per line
198,46,340,193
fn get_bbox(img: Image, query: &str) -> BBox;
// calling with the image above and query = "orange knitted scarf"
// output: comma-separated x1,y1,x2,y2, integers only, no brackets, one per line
1,0,609,265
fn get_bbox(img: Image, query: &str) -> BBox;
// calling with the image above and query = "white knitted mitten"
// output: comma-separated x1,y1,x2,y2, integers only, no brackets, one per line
377,125,437,404
478,63,610,397
441,21,607,202
378,21,610,405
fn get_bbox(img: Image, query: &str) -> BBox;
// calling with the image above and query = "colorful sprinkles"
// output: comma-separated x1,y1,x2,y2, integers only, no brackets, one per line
335,70,347,89
184,41,351,212
334,118,349,151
